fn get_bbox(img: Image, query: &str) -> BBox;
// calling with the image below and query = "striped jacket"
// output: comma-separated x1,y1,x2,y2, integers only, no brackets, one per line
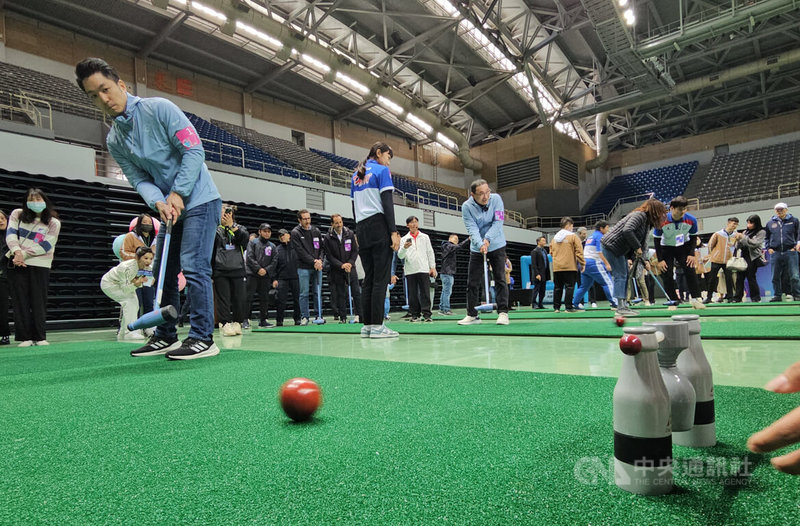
600,211,650,258
5,208,60,269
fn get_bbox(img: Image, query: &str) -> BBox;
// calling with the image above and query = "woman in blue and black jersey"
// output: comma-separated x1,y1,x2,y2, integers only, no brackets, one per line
351,142,401,339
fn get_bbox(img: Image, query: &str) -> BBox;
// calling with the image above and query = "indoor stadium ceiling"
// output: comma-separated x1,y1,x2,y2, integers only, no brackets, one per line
5,0,800,154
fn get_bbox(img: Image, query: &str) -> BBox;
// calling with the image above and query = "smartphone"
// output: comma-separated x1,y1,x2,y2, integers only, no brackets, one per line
225,207,233,214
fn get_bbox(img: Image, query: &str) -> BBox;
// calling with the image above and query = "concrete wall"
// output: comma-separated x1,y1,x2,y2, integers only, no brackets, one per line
0,130,96,179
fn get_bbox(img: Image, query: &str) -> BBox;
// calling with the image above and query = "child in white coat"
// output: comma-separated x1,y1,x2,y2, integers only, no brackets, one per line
101,247,154,341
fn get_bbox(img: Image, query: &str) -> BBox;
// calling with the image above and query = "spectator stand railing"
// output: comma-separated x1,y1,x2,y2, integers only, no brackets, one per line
0,90,53,131
19,89,102,123
606,192,655,221
687,182,800,212
778,182,800,200
201,138,342,186
523,213,606,230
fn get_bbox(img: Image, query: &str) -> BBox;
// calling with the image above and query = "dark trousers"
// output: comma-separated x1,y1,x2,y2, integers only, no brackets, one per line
357,214,393,326
329,270,350,321
349,272,362,318
213,275,246,324
531,279,547,308
707,262,735,300
735,257,761,302
466,248,508,316
246,274,272,322
7,266,49,342
0,278,10,337
327,270,362,320
660,249,702,301
406,272,432,319
553,270,578,310
136,285,155,316
276,278,301,324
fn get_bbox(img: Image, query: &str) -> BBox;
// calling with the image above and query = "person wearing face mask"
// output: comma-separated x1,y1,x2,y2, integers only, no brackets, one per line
101,247,155,341
122,214,157,317
5,188,61,347
0,210,10,345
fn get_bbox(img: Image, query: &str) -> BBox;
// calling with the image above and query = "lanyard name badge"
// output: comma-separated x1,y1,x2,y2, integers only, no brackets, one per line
344,239,352,252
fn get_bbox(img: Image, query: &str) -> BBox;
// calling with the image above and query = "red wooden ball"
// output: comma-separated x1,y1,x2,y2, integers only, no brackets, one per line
280,378,322,422
619,334,643,356
615,316,626,327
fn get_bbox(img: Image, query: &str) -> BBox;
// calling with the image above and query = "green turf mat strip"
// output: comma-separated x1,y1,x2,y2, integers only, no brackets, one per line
255,316,800,339
2,342,799,524
432,304,800,321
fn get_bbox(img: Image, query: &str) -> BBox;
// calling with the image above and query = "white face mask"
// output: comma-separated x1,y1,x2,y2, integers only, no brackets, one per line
27,201,46,214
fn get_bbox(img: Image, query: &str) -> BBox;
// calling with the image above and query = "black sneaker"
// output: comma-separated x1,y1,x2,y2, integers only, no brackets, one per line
258,320,274,328
423,317,433,323
130,336,181,357
166,338,220,360
242,320,251,329
0,335,9,345
770,297,783,303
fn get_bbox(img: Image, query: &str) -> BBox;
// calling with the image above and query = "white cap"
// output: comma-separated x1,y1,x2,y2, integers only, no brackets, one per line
775,202,789,210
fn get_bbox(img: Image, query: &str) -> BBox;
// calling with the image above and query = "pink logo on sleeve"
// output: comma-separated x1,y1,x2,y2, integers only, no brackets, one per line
34,232,45,242
175,127,201,149
495,210,505,221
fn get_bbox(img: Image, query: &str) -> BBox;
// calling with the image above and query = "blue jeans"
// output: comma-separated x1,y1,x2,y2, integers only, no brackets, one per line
153,198,221,341
602,247,629,303
297,268,321,319
771,250,800,297
439,274,454,312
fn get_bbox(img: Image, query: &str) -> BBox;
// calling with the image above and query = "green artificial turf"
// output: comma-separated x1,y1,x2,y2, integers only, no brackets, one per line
2,342,800,524
256,316,800,340
469,304,800,320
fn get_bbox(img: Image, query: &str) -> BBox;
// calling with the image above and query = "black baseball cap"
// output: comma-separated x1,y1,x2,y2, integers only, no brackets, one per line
259,223,271,231
278,228,289,235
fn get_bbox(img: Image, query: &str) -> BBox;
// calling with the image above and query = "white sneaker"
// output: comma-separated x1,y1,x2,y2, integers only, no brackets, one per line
354,315,360,323
18,340,34,347
360,325,373,338
458,315,481,325
496,312,509,325
221,323,237,337
233,322,243,335
300,317,309,326
120,330,145,341
35,340,49,346
370,325,399,339
691,298,706,310
591,302,598,308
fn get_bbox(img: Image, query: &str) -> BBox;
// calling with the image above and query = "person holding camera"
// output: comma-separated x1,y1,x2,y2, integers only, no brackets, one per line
101,246,154,341
213,205,249,336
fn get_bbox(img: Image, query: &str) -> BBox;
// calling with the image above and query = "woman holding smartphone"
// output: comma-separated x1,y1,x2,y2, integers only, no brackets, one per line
101,246,154,341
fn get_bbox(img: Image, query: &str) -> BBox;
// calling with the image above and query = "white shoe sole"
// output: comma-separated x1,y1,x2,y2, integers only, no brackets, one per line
458,320,482,325
167,343,220,360
131,340,181,357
